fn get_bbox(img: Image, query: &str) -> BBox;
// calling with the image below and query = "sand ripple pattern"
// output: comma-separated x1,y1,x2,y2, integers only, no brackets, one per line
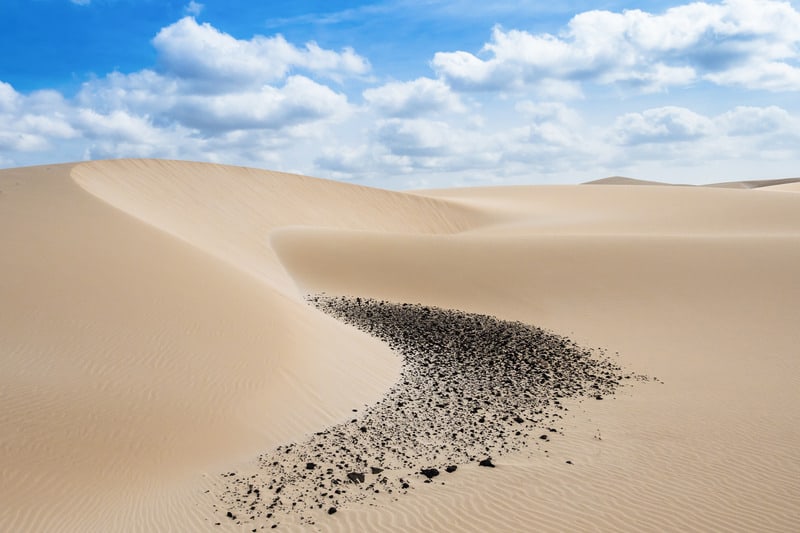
216,296,645,528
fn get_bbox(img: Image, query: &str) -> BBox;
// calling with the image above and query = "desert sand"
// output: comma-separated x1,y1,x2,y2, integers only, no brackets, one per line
1,159,798,531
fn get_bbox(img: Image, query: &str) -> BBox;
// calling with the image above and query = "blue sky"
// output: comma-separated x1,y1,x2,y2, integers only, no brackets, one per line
1,0,799,187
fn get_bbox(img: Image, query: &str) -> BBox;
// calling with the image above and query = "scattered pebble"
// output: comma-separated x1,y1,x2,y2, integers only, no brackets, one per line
214,296,642,527
421,468,440,479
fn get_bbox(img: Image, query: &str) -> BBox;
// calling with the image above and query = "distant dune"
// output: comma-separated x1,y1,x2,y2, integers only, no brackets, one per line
705,177,800,189
2,160,799,531
582,176,679,186
585,175,800,189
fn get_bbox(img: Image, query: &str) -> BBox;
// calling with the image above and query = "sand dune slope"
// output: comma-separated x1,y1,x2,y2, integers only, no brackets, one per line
0,163,408,531
2,160,799,532
71,159,482,290
273,185,800,532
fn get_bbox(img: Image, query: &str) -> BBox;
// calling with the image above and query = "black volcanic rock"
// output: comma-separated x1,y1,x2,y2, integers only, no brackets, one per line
421,468,439,479
346,472,365,484
212,295,640,529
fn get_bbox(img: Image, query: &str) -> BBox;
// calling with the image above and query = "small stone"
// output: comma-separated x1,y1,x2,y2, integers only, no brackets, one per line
306,462,316,470
347,472,365,484
478,458,495,468
445,465,457,473
328,507,337,515
421,468,439,479
370,466,384,475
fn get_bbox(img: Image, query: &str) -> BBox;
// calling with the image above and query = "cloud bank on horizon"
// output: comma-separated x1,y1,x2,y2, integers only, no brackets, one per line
1,0,799,187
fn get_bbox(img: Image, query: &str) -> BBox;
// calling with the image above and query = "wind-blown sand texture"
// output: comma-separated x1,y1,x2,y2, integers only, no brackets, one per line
2,159,799,532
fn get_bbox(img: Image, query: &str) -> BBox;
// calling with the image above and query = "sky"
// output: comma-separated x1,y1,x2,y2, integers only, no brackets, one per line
1,0,799,188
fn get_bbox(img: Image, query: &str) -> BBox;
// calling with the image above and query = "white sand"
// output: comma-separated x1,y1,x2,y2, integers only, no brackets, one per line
1,160,798,531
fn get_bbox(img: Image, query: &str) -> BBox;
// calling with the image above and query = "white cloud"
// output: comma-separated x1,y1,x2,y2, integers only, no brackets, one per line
185,1,203,16
3,5,800,186
513,101,587,147
170,76,349,132
515,101,580,125
76,70,178,115
152,17,369,90
433,0,800,92
76,109,162,143
63,18,359,150
706,62,800,92
0,131,50,152
0,84,76,155
70,0,91,5
363,77,465,117
716,105,793,136
0,82,20,113
602,104,800,175
500,101,601,173
611,107,715,145
376,119,460,158
16,114,77,139
361,118,502,175
314,144,374,175
308,98,800,187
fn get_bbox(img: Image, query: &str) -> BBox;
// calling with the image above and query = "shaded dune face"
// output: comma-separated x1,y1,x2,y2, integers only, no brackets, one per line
216,296,643,528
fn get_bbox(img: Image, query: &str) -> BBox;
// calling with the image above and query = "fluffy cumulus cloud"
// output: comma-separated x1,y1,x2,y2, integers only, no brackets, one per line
612,107,715,145
184,1,203,16
716,105,793,136
363,78,465,117
602,103,800,173
0,84,77,153
0,17,371,168
0,82,20,114
152,17,368,89
610,104,799,147
170,76,349,132
433,0,800,92
3,2,800,186
501,101,600,171
79,16,368,134
315,115,507,186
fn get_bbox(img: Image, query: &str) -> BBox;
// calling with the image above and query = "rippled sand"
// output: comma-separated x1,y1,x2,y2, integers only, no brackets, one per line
2,159,799,531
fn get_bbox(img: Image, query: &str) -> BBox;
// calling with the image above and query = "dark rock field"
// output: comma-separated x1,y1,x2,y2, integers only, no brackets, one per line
214,295,644,528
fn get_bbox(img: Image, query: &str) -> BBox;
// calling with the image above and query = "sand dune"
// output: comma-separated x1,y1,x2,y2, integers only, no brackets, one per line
582,176,679,186
2,160,799,531
705,177,800,189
